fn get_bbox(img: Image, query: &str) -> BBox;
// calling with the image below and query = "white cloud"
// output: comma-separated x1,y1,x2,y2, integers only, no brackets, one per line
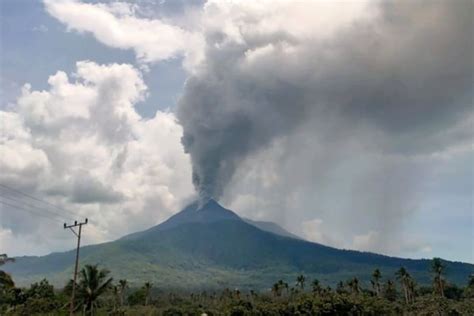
0,61,194,256
44,0,204,71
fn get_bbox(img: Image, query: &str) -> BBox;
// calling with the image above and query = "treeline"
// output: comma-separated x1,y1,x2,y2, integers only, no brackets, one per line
1,257,473,315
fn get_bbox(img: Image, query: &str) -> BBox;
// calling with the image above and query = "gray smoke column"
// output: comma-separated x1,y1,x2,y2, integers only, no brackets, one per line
177,0,473,201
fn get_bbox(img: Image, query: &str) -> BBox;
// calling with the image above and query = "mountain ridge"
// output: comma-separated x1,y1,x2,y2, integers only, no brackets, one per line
4,199,473,289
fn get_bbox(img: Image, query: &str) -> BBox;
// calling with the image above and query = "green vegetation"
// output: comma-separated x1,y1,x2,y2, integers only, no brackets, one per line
1,259,474,315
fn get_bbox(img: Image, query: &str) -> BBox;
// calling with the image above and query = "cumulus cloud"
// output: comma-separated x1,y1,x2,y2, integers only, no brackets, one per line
44,0,204,71
0,61,194,256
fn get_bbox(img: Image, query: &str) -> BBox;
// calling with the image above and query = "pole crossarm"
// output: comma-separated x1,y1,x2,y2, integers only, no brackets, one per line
64,218,88,316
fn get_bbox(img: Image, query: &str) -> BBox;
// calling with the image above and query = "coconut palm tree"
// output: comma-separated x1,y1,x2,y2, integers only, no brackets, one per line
296,274,305,290
336,281,345,294
76,264,113,315
383,279,397,302
406,275,416,303
431,257,445,297
283,281,289,295
143,282,152,306
271,282,280,297
118,279,128,306
371,268,382,297
347,277,360,295
311,279,322,295
396,267,410,304
272,281,286,297
112,285,119,311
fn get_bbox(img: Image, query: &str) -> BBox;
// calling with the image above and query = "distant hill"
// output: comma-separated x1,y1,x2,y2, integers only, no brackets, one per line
4,199,473,290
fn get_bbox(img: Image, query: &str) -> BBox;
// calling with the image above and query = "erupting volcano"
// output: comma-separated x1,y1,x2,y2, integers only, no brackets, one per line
4,200,473,289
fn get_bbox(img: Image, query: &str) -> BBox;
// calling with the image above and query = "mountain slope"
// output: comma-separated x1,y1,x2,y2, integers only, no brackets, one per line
4,200,473,289
243,218,302,240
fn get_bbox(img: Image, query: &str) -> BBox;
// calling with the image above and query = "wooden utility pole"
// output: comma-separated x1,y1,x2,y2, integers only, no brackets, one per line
64,218,88,316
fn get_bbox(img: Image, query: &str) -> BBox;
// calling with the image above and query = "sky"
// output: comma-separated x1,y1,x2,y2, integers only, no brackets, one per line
0,0,472,263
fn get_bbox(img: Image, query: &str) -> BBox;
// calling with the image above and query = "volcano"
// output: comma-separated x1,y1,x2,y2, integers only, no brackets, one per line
4,199,473,289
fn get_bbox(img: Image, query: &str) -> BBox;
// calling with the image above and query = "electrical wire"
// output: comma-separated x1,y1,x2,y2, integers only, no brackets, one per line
0,183,81,219
0,199,65,224
0,192,77,222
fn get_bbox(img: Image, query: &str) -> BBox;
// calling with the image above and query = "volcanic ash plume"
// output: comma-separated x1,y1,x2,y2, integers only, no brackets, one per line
176,0,473,201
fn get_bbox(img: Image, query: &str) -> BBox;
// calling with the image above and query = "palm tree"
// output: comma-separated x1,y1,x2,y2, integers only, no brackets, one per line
383,279,397,302
143,282,152,306
336,281,345,294
234,289,241,300
296,274,305,290
371,268,382,297
272,280,286,297
406,275,416,303
271,282,281,297
311,279,322,295
118,279,128,306
76,264,113,315
112,285,119,311
396,267,410,304
347,277,360,295
431,257,445,297
276,280,288,295
283,281,289,295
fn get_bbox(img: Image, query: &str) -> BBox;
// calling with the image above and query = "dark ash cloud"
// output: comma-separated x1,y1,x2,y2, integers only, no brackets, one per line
177,0,473,200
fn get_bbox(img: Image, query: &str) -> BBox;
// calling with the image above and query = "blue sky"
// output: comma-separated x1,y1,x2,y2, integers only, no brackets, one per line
0,0,472,264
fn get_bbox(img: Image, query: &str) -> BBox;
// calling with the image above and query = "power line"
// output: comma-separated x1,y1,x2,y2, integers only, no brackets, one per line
0,183,80,219
0,192,76,221
0,199,65,224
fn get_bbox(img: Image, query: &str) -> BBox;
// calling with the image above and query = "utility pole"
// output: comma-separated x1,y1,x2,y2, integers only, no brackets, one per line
64,218,88,316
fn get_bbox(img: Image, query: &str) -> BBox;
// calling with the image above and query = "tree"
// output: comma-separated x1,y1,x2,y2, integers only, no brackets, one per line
76,264,113,315
336,281,346,294
143,282,152,306
0,271,15,290
406,275,416,303
311,279,322,295
296,274,305,290
118,279,128,306
271,283,280,297
371,268,382,297
431,257,446,297
347,277,360,295
396,267,410,304
272,281,286,297
383,279,397,302
463,274,474,298
112,285,119,311
0,254,14,266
